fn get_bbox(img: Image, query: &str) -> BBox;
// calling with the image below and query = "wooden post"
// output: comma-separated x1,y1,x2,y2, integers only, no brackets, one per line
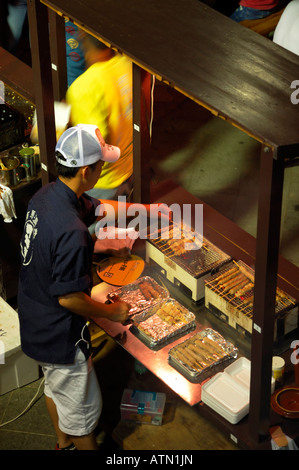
132,64,152,204
249,145,285,442
27,0,56,184
48,9,67,102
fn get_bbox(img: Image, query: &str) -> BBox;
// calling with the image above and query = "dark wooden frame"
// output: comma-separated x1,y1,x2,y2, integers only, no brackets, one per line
26,0,299,446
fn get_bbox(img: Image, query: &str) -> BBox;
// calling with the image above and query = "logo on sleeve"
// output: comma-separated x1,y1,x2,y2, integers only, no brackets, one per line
21,210,39,266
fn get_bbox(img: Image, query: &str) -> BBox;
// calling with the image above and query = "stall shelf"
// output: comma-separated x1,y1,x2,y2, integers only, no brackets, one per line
27,0,299,448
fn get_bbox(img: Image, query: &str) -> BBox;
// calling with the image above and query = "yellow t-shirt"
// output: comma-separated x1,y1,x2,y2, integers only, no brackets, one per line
66,54,133,189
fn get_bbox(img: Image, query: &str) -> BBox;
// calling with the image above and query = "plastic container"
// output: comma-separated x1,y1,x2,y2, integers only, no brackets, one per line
202,371,249,424
225,356,275,393
272,356,285,382
19,147,36,179
201,357,275,424
120,389,166,425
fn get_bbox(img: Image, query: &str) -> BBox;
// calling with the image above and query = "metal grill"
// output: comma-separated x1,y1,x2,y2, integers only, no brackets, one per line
147,223,231,278
204,260,296,318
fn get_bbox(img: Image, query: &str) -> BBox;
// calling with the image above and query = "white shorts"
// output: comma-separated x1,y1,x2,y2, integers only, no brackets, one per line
40,348,102,437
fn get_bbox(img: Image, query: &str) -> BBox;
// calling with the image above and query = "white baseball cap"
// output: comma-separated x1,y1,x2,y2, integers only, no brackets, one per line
55,124,120,167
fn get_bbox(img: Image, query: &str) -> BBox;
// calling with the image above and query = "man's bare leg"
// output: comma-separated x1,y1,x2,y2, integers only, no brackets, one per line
45,395,74,449
45,395,99,450
71,433,99,450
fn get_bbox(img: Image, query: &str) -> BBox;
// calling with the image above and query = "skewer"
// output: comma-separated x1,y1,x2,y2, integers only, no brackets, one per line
219,289,230,298
277,298,288,307
211,286,226,296
155,239,171,246
245,312,253,319
216,270,239,285
276,288,296,305
238,297,254,312
227,279,249,296
233,261,296,306
205,279,220,288
161,245,174,252
238,304,253,317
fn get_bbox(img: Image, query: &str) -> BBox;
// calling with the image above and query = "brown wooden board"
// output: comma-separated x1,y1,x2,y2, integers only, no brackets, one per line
43,0,299,155
0,47,34,103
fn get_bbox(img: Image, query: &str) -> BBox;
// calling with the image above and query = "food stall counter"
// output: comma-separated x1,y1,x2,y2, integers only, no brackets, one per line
91,281,203,406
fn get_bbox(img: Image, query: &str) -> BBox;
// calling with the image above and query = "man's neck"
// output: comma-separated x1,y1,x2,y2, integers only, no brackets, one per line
59,176,83,198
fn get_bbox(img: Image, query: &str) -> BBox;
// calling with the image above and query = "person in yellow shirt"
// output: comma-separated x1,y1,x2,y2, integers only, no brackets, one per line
66,34,133,227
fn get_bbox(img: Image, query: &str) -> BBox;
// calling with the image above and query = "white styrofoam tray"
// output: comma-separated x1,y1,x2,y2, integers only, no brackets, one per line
202,371,249,413
201,392,248,424
225,356,275,393
224,356,251,389
201,357,276,424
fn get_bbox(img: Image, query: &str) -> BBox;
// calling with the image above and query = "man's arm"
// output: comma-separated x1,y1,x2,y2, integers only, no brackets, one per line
58,291,129,323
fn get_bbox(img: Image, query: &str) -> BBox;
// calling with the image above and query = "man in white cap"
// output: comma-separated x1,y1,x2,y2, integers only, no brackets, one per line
18,124,135,450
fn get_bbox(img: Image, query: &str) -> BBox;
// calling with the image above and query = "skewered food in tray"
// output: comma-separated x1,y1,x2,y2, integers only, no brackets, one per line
204,260,298,335
148,223,231,279
171,335,225,369
152,224,203,256
168,328,238,381
139,280,161,300
205,260,296,307
107,276,168,316
132,299,195,346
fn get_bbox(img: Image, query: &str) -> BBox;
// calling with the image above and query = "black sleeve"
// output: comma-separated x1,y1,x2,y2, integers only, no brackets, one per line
50,228,92,297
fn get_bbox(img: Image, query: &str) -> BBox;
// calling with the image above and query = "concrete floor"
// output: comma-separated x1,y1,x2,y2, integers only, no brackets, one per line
0,338,134,451
1,81,298,452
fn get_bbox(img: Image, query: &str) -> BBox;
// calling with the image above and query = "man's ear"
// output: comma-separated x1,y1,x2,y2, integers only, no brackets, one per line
80,166,90,180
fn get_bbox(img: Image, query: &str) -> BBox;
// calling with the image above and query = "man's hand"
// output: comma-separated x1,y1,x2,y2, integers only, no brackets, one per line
58,291,130,323
108,300,130,323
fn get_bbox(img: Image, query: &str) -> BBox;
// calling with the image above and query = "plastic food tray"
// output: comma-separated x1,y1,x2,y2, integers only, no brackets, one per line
224,356,251,389
168,328,238,383
224,356,275,393
201,372,250,424
201,356,276,424
107,275,169,317
131,298,196,349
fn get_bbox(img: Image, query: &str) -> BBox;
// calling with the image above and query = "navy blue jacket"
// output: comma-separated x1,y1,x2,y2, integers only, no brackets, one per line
18,178,101,364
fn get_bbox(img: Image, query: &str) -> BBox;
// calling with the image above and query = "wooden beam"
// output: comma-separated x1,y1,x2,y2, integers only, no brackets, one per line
132,64,152,204
0,47,34,104
48,9,67,102
249,145,284,442
27,0,56,184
